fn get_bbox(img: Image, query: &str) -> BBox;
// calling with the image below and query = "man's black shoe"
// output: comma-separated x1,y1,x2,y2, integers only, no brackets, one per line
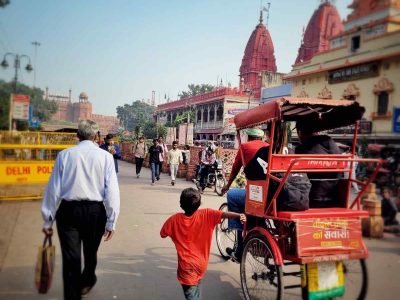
81,278,97,297
226,247,241,262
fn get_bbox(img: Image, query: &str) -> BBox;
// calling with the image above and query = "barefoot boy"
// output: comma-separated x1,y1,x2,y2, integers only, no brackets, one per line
160,188,246,300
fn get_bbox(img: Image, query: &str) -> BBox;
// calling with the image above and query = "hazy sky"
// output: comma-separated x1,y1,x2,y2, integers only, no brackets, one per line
0,0,351,116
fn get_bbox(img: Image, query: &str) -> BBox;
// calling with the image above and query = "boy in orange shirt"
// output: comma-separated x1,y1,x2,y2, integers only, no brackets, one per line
160,188,246,300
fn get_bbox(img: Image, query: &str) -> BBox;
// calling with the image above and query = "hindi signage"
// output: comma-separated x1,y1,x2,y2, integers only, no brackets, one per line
328,61,380,84
12,94,30,120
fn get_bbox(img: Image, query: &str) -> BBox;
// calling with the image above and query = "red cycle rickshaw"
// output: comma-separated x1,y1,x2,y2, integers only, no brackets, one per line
215,97,382,300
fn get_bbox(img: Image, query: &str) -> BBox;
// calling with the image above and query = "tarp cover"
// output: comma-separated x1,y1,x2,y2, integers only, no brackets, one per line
234,97,365,133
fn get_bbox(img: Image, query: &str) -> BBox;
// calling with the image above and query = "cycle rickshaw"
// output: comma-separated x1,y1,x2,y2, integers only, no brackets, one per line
215,97,382,300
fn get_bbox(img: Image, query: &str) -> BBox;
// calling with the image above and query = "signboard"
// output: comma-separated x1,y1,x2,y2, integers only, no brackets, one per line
28,105,40,128
0,161,54,184
328,61,380,84
393,107,400,133
12,94,30,120
166,127,177,145
296,218,365,257
178,123,194,145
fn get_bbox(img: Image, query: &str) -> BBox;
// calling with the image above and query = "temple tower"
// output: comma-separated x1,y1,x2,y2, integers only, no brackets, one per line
295,1,343,64
239,8,277,98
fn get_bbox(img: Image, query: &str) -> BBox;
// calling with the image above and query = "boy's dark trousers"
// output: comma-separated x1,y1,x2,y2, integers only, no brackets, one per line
182,282,201,300
135,157,144,175
56,200,107,300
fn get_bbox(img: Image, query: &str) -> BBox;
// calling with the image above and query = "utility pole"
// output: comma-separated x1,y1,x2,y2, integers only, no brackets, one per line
31,41,41,87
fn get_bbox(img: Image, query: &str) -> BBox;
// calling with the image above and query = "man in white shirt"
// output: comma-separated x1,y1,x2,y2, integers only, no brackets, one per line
167,141,183,186
41,120,120,300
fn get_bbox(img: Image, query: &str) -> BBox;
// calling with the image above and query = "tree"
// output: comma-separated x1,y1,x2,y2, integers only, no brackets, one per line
0,0,10,8
0,80,58,130
116,100,155,132
179,84,215,99
143,121,167,139
174,111,195,126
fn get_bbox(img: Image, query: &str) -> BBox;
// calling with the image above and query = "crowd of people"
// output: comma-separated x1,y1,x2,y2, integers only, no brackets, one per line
40,119,398,300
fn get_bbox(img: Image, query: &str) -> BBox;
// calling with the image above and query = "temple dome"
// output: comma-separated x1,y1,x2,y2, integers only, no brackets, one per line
239,14,277,97
79,92,88,99
295,1,343,64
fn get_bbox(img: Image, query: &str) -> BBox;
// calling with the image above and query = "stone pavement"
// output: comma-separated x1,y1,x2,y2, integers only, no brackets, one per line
0,160,399,300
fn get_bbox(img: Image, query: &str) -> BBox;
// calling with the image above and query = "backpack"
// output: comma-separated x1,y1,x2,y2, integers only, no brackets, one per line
268,173,311,211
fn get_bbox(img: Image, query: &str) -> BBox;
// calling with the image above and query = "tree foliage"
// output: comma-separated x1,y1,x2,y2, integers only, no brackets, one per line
116,100,155,132
0,0,10,8
179,83,215,99
143,121,167,139
0,80,58,130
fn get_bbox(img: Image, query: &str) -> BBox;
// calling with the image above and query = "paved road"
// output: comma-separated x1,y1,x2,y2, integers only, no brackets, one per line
0,160,399,300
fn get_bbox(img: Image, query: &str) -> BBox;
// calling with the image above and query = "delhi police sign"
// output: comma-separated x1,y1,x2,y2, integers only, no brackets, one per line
393,107,400,133
0,162,54,184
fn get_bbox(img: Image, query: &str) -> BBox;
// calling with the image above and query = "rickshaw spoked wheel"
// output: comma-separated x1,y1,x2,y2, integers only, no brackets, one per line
215,203,237,259
342,259,368,300
240,233,283,300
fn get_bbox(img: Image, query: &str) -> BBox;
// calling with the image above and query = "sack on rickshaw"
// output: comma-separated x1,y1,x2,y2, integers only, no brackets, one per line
269,172,311,211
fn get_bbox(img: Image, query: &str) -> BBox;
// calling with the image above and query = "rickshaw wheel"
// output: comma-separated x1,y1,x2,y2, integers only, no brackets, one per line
215,174,227,196
241,233,283,300
342,259,368,300
215,203,237,259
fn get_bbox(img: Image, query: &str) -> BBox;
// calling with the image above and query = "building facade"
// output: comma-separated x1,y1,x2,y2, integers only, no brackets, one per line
44,89,120,134
284,0,400,141
155,87,256,141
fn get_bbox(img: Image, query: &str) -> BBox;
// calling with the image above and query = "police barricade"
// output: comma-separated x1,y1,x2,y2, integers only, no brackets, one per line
0,131,77,200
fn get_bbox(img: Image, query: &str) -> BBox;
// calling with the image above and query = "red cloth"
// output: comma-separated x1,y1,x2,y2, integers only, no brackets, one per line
160,208,222,285
232,140,270,169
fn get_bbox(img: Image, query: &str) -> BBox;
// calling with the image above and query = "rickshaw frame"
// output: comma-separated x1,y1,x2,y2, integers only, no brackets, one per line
230,97,382,299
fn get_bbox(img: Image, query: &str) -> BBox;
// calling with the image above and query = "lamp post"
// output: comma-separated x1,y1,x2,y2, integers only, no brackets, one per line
1,52,33,92
1,52,34,130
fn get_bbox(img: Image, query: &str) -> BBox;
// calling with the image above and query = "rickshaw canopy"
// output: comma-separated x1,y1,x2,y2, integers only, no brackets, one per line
234,97,365,133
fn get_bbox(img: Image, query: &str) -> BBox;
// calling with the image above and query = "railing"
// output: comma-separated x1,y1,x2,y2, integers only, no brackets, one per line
194,121,223,130
0,131,77,200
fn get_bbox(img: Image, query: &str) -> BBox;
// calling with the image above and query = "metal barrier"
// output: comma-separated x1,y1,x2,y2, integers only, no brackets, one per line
0,131,77,200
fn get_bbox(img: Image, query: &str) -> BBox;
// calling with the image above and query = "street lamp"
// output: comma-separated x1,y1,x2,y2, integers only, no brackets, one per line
1,52,33,92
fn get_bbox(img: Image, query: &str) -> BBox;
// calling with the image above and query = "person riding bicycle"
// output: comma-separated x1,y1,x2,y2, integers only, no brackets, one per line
197,142,217,193
221,128,269,260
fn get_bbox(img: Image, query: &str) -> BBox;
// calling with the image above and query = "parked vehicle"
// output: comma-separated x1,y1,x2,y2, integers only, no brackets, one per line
195,160,226,196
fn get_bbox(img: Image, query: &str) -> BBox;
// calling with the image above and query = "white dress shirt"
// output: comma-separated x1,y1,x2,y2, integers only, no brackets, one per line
41,140,120,231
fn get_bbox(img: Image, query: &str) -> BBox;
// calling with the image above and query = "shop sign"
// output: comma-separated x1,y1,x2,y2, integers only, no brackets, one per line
328,61,380,84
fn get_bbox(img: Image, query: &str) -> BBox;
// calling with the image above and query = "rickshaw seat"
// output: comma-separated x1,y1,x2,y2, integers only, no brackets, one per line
277,208,368,220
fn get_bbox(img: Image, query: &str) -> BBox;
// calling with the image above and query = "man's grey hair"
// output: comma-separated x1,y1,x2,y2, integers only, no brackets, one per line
77,120,99,140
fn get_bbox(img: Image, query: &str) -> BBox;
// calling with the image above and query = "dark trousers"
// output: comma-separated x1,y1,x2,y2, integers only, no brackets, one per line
135,157,144,175
158,161,164,176
56,201,107,300
182,282,201,300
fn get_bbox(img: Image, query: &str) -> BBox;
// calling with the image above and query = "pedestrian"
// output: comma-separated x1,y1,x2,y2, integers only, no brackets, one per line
149,138,163,185
160,188,246,300
100,134,122,173
381,187,399,226
41,120,120,300
132,136,148,178
167,141,183,186
181,144,191,165
158,136,168,178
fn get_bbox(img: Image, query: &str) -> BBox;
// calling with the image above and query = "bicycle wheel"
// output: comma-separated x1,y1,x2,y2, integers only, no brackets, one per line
215,173,227,196
215,203,237,259
342,259,368,300
241,233,283,300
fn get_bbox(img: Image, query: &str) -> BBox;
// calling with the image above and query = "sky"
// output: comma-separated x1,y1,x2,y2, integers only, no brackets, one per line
0,0,351,116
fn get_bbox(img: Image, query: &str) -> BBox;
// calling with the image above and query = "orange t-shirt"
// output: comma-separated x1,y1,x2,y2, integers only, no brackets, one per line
160,208,223,285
